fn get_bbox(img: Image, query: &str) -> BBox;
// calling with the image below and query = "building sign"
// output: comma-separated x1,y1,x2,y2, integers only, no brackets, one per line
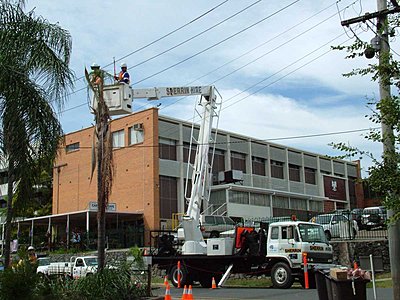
89,202,117,212
323,176,346,200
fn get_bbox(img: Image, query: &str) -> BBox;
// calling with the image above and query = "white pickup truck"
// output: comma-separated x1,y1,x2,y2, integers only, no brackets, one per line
47,256,98,279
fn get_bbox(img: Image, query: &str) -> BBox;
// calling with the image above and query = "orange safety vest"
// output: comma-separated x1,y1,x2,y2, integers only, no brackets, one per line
118,71,124,81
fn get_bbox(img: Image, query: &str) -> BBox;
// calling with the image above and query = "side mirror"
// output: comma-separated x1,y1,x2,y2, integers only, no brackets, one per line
288,238,295,244
331,220,337,225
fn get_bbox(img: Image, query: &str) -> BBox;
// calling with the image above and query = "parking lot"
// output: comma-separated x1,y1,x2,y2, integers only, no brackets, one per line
154,286,394,299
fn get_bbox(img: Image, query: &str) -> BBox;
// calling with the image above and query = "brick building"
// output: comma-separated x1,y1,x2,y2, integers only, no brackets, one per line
49,107,364,247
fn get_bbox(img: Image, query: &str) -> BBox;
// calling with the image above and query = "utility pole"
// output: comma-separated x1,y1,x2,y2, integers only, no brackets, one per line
342,1,400,299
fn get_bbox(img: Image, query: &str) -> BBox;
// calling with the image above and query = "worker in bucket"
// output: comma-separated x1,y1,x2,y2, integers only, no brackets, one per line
115,62,130,84
90,62,102,86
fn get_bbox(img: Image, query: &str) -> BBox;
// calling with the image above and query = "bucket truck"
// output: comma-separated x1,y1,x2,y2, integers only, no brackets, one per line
93,83,334,289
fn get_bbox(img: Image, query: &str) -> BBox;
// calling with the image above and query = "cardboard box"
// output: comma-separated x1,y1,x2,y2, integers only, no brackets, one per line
330,268,348,281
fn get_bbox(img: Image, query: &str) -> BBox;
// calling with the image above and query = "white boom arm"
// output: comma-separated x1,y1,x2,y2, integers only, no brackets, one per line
132,85,219,255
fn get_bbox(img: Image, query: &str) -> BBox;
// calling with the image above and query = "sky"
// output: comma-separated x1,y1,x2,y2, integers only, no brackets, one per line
26,0,394,177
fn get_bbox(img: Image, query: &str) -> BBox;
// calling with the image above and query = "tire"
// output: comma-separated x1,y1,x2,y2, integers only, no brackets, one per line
271,262,294,289
209,231,220,238
169,265,192,287
325,231,332,241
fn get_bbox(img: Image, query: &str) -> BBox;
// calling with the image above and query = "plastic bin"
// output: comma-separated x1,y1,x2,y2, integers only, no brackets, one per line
329,277,369,300
315,270,330,300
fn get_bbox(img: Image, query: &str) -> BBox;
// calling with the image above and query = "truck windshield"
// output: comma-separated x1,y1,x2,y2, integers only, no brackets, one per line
85,258,98,267
298,224,328,243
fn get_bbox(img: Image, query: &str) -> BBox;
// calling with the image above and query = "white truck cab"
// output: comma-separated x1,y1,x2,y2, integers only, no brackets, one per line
266,221,333,288
47,256,98,279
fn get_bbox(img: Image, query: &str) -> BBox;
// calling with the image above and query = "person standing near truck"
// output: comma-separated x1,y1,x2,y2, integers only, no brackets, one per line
27,246,37,265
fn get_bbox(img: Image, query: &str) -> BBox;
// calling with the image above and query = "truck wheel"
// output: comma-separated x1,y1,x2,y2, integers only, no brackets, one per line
169,265,192,287
271,262,294,289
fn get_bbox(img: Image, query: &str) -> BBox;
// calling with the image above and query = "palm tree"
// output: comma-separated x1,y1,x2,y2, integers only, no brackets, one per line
0,0,74,267
85,67,114,271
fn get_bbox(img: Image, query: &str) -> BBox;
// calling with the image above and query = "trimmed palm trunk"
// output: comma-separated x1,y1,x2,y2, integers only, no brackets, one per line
86,69,113,271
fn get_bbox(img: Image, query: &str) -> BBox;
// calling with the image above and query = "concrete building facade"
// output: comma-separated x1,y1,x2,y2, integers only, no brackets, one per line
53,108,363,243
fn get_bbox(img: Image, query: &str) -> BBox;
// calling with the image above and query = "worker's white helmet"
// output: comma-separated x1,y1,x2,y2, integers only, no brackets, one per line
120,62,127,68
91,62,100,69
28,246,35,251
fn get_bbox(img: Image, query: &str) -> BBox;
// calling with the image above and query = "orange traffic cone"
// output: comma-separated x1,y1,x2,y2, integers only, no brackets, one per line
354,261,359,270
181,285,188,300
164,284,172,300
164,275,168,286
187,285,194,300
211,277,217,289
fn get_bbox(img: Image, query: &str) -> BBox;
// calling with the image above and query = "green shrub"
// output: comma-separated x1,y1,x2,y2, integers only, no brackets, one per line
0,262,147,299
0,261,38,300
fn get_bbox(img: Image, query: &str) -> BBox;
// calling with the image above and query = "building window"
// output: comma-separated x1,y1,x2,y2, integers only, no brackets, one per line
271,160,284,179
273,196,289,208
112,130,125,148
305,168,316,184
210,149,225,174
128,126,144,145
290,198,307,210
252,156,266,176
309,200,323,212
159,176,178,219
289,164,301,182
230,190,249,205
183,142,196,165
231,151,246,173
250,193,269,206
159,138,177,160
66,142,80,153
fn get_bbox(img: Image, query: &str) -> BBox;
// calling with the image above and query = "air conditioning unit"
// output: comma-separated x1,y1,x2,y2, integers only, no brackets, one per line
218,170,243,184
133,123,144,131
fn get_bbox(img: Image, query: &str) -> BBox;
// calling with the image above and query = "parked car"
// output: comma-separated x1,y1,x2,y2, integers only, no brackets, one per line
361,206,387,230
311,213,358,241
37,257,50,276
177,215,236,240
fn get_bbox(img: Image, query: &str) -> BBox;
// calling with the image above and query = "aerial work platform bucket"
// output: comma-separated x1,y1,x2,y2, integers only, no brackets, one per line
91,83,132,116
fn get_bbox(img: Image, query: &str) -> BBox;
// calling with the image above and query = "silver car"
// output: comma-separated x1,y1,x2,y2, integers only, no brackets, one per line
311,214,358,240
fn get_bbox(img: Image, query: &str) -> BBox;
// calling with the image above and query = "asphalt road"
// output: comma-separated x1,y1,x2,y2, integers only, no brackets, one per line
154,286,394,300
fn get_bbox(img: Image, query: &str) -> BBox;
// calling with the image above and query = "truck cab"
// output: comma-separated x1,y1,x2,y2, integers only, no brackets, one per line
71,256,98,279
266,221,333,288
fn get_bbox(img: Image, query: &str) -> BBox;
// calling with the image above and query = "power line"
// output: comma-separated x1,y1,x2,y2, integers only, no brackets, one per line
59,3,354,131
132,0,301,85
129,0,262,70
63,0,231,94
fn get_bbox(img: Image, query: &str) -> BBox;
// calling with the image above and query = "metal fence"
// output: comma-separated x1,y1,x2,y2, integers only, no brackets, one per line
269,210,388,241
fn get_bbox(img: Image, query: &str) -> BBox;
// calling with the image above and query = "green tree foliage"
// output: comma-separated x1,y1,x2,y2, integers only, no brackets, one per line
0,0,74,267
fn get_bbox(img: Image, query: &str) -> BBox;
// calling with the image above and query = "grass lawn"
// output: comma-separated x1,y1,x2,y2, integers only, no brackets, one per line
367,272,393,288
